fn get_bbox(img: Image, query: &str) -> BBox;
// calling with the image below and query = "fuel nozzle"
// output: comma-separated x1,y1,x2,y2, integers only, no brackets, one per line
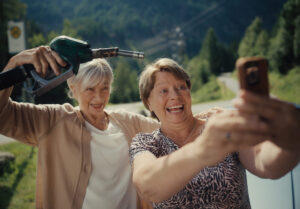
92,48,144,59
118,49,144,59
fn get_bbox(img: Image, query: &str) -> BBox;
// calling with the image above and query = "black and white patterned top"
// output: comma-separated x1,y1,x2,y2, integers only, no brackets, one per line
129,129,251,209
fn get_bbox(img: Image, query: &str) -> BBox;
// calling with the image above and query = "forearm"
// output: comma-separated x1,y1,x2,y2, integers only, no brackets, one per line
0,55,17,107
261,144,299,179
133,142,208,203
243,141,300,179
0,85,59,145
0,85,14,113
4,55,20,71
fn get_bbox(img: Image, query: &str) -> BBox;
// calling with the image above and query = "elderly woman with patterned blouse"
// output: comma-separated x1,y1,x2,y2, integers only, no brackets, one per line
129,58,299,208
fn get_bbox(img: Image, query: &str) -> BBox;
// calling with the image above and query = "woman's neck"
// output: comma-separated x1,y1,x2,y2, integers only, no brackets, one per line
161,116,198,146
82,111,109,131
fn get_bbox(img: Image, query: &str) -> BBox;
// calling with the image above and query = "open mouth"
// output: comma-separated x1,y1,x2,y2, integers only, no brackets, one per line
90,104,103,109
166,105,184,113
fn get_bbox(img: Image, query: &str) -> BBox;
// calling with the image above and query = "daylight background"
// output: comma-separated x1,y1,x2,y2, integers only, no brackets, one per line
0,0,299,208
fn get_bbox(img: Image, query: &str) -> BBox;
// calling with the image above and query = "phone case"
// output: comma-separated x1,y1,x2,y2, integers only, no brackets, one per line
236,57,269,96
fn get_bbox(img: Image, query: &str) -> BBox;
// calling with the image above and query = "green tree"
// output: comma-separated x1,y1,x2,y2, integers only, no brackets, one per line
28,33,47,47
61,19,81,39
186,57,210,92
218,43,237,72
268,18,291,73
28,19,81,48
294,16,300,63
268,0,300,73
110,59,139,103
199,28,221,75
186,28,236,94
254,30,269,57
238,17,263,57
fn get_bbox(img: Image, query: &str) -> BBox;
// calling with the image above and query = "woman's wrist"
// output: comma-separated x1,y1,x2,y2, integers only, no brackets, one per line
187,141,210,168
4,56,19,71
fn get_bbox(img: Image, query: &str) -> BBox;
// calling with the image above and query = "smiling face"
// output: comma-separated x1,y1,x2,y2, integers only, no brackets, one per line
67,58,113,122
73,79,111,121
147,71,193,126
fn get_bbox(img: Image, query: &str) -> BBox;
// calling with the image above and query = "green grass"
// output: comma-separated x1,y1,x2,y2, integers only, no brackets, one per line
232,67,300,104
191,76,235,104
269,67,300,104
0,142,37,209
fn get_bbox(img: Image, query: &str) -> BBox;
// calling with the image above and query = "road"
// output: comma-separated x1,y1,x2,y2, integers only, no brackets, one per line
217,72,239,95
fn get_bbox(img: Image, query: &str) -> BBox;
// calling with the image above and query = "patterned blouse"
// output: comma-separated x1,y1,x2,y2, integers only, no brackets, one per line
129,129,251,209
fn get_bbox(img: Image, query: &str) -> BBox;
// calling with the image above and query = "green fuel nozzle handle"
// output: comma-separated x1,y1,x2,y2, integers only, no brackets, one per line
0,35,144,96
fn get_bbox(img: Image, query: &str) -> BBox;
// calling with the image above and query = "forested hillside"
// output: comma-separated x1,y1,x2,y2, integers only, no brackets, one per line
20,0,286,57
2,0,299,105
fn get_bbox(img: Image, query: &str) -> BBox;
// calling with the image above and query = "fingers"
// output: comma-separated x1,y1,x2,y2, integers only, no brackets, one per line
52,50,65,66
38,47,51,76
4,48,42,72
201,124,270,153
52,50,67,69
5,46,66,76
40,47,64,75
208,110,269,133
233,97,275,120
198,107,224,120
240,90,284,110
222,131,269,149
35,46,64,76
234,90,296,121
233,92,300,152
201,110,272,152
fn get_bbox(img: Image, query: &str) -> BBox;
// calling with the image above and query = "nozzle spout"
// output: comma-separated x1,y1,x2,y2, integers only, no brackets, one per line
92,48,145,59
118,49,145,59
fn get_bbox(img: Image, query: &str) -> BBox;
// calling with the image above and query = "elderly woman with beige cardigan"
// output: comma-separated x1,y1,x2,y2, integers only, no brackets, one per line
0,46,161,209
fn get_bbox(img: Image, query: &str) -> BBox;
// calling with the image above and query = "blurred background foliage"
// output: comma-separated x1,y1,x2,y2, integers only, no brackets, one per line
1,1,300,207
0,0,299,105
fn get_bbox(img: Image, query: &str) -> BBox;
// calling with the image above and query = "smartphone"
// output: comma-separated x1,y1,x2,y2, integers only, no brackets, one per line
236,57,269,96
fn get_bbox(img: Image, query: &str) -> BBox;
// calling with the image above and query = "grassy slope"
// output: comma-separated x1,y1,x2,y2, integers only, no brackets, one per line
0,142,37,209
269,67,300,104
232,67,300,104
191,76,235,104
196,66,300,105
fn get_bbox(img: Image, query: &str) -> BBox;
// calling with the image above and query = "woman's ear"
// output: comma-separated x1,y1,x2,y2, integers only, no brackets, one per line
70,85,78,99
147,100,152,112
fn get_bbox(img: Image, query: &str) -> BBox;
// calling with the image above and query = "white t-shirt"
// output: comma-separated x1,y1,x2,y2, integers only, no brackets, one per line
82,120,137,209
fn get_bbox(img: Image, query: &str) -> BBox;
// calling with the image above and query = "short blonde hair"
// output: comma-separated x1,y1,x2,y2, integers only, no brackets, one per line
67,58,113,98
139,58,191,118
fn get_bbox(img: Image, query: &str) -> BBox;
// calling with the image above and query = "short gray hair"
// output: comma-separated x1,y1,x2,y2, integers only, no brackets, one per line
67,58,113,98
